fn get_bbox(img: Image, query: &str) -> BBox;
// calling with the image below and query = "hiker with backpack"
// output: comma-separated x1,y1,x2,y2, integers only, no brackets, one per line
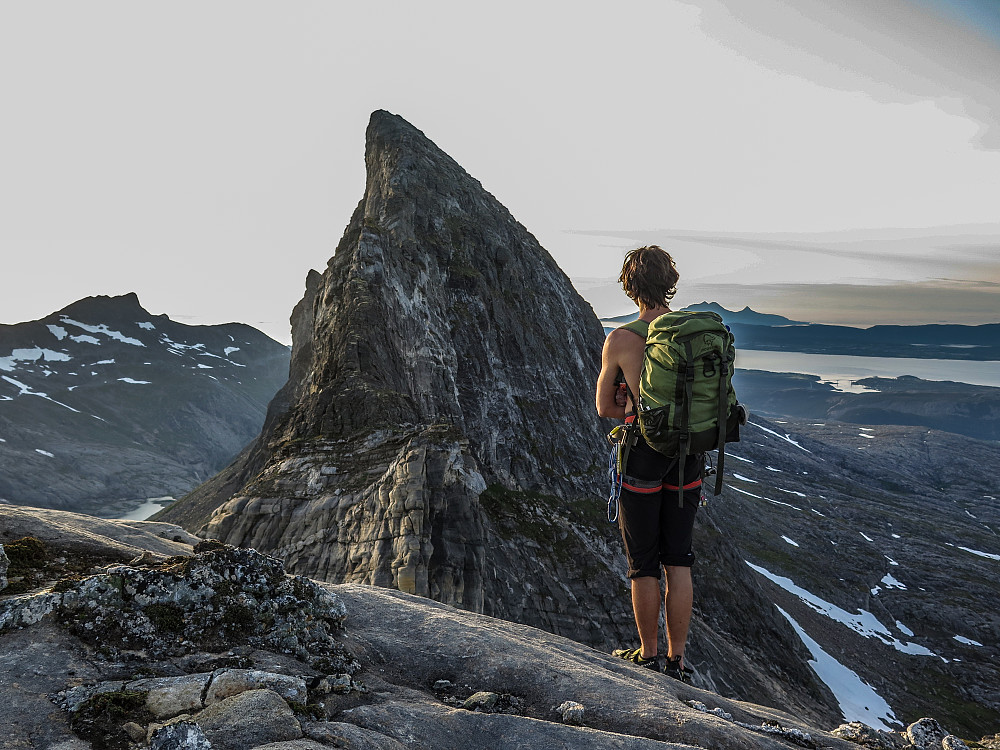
596,245,744,682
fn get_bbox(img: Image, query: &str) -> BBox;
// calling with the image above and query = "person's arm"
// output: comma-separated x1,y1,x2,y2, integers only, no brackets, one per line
596,331,627,420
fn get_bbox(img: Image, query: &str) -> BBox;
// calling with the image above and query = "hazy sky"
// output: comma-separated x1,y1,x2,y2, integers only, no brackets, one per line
1,0,998,342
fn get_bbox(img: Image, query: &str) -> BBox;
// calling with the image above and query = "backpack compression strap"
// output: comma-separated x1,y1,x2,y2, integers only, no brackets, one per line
714,354,728,496
677,339,695,508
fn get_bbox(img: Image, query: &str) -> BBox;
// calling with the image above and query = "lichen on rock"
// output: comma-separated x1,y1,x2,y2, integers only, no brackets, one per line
2,542,353,671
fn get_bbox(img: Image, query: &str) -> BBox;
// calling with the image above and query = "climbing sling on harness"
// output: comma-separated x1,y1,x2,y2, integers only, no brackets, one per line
606,418,638,523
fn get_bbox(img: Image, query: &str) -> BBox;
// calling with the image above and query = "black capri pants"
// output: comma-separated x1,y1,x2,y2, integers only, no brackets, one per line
618,434,703,578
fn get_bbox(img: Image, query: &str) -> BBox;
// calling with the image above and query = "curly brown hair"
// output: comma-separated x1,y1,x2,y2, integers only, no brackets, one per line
618,245,679,309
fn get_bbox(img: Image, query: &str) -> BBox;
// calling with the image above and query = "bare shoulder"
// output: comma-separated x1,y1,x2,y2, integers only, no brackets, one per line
602,327,644,368
606,327,645,351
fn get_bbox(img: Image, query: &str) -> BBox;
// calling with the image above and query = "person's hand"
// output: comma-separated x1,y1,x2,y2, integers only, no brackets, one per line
615,383,628,407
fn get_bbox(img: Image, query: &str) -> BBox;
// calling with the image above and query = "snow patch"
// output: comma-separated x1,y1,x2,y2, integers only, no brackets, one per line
35,449,54,457
746,561,936,657
60,317,145,346
728,453,753,463
0,347,72,372
118,378,151,385
137,321,156,330
733,473,757,483
860,532,874,542
1,375,81,413
859,433,875,439
729,486,802,510
779,488,807,498
224,346,240,356
782,535,800,547
895,620,914,637
47,325,68,340
881,573,906,590
953,635,983,646
891,533,901,539
750,422,812,453
957,546,1000,561
70,335,101,345
159,334,204,351
777,606,900,731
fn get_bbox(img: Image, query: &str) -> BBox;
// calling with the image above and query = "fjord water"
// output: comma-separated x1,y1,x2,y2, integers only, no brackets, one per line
736,349,1000,392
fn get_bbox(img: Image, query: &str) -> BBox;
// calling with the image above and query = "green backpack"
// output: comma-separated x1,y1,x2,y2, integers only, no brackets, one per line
621,311,743,506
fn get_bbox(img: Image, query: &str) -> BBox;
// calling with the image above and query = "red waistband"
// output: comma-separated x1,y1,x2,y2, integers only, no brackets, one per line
663,479,703,491
624,414,636,424
622,478,703,494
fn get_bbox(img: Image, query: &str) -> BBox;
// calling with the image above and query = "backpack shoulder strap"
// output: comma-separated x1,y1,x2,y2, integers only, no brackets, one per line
619,319,649,339
616,319,649,409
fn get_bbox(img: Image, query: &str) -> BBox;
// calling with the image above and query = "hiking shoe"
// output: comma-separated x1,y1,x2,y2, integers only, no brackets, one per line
612,647,659,671
663,655,694,683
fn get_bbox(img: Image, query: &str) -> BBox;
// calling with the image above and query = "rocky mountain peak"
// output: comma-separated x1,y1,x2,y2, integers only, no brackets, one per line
269,109,607,495
54,291,150,323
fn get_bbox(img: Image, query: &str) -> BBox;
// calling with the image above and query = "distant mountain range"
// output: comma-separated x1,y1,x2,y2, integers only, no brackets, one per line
0,293,290,514
601,302,1000,361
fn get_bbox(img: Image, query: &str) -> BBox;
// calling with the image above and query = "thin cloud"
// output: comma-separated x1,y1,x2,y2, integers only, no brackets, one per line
684,0,1000,149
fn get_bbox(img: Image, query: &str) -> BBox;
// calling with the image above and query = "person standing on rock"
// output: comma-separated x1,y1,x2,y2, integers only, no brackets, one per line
595,245,699,683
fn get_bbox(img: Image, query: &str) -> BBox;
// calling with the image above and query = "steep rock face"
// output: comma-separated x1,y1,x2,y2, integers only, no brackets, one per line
165,110,608,596
161,111,837,725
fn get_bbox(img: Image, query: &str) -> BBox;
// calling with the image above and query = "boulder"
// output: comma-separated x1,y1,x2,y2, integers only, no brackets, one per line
463,691,500,712
833,722,907,750
204,669,307,705
195,689,301,750
130,674,213,719
149,719,213,750
907,719,950,750
556,700,585,724
302,721,406,749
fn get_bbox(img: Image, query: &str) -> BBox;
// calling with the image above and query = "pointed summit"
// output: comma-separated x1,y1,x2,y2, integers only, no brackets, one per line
164,108,611,609
250,110,605,491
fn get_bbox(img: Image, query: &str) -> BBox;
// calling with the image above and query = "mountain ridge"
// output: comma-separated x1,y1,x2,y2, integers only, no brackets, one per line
0,292,290,514
601,303,1000,360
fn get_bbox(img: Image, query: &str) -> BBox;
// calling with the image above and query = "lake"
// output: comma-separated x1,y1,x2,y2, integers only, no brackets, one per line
736,350,1000,392
116,496,175,521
